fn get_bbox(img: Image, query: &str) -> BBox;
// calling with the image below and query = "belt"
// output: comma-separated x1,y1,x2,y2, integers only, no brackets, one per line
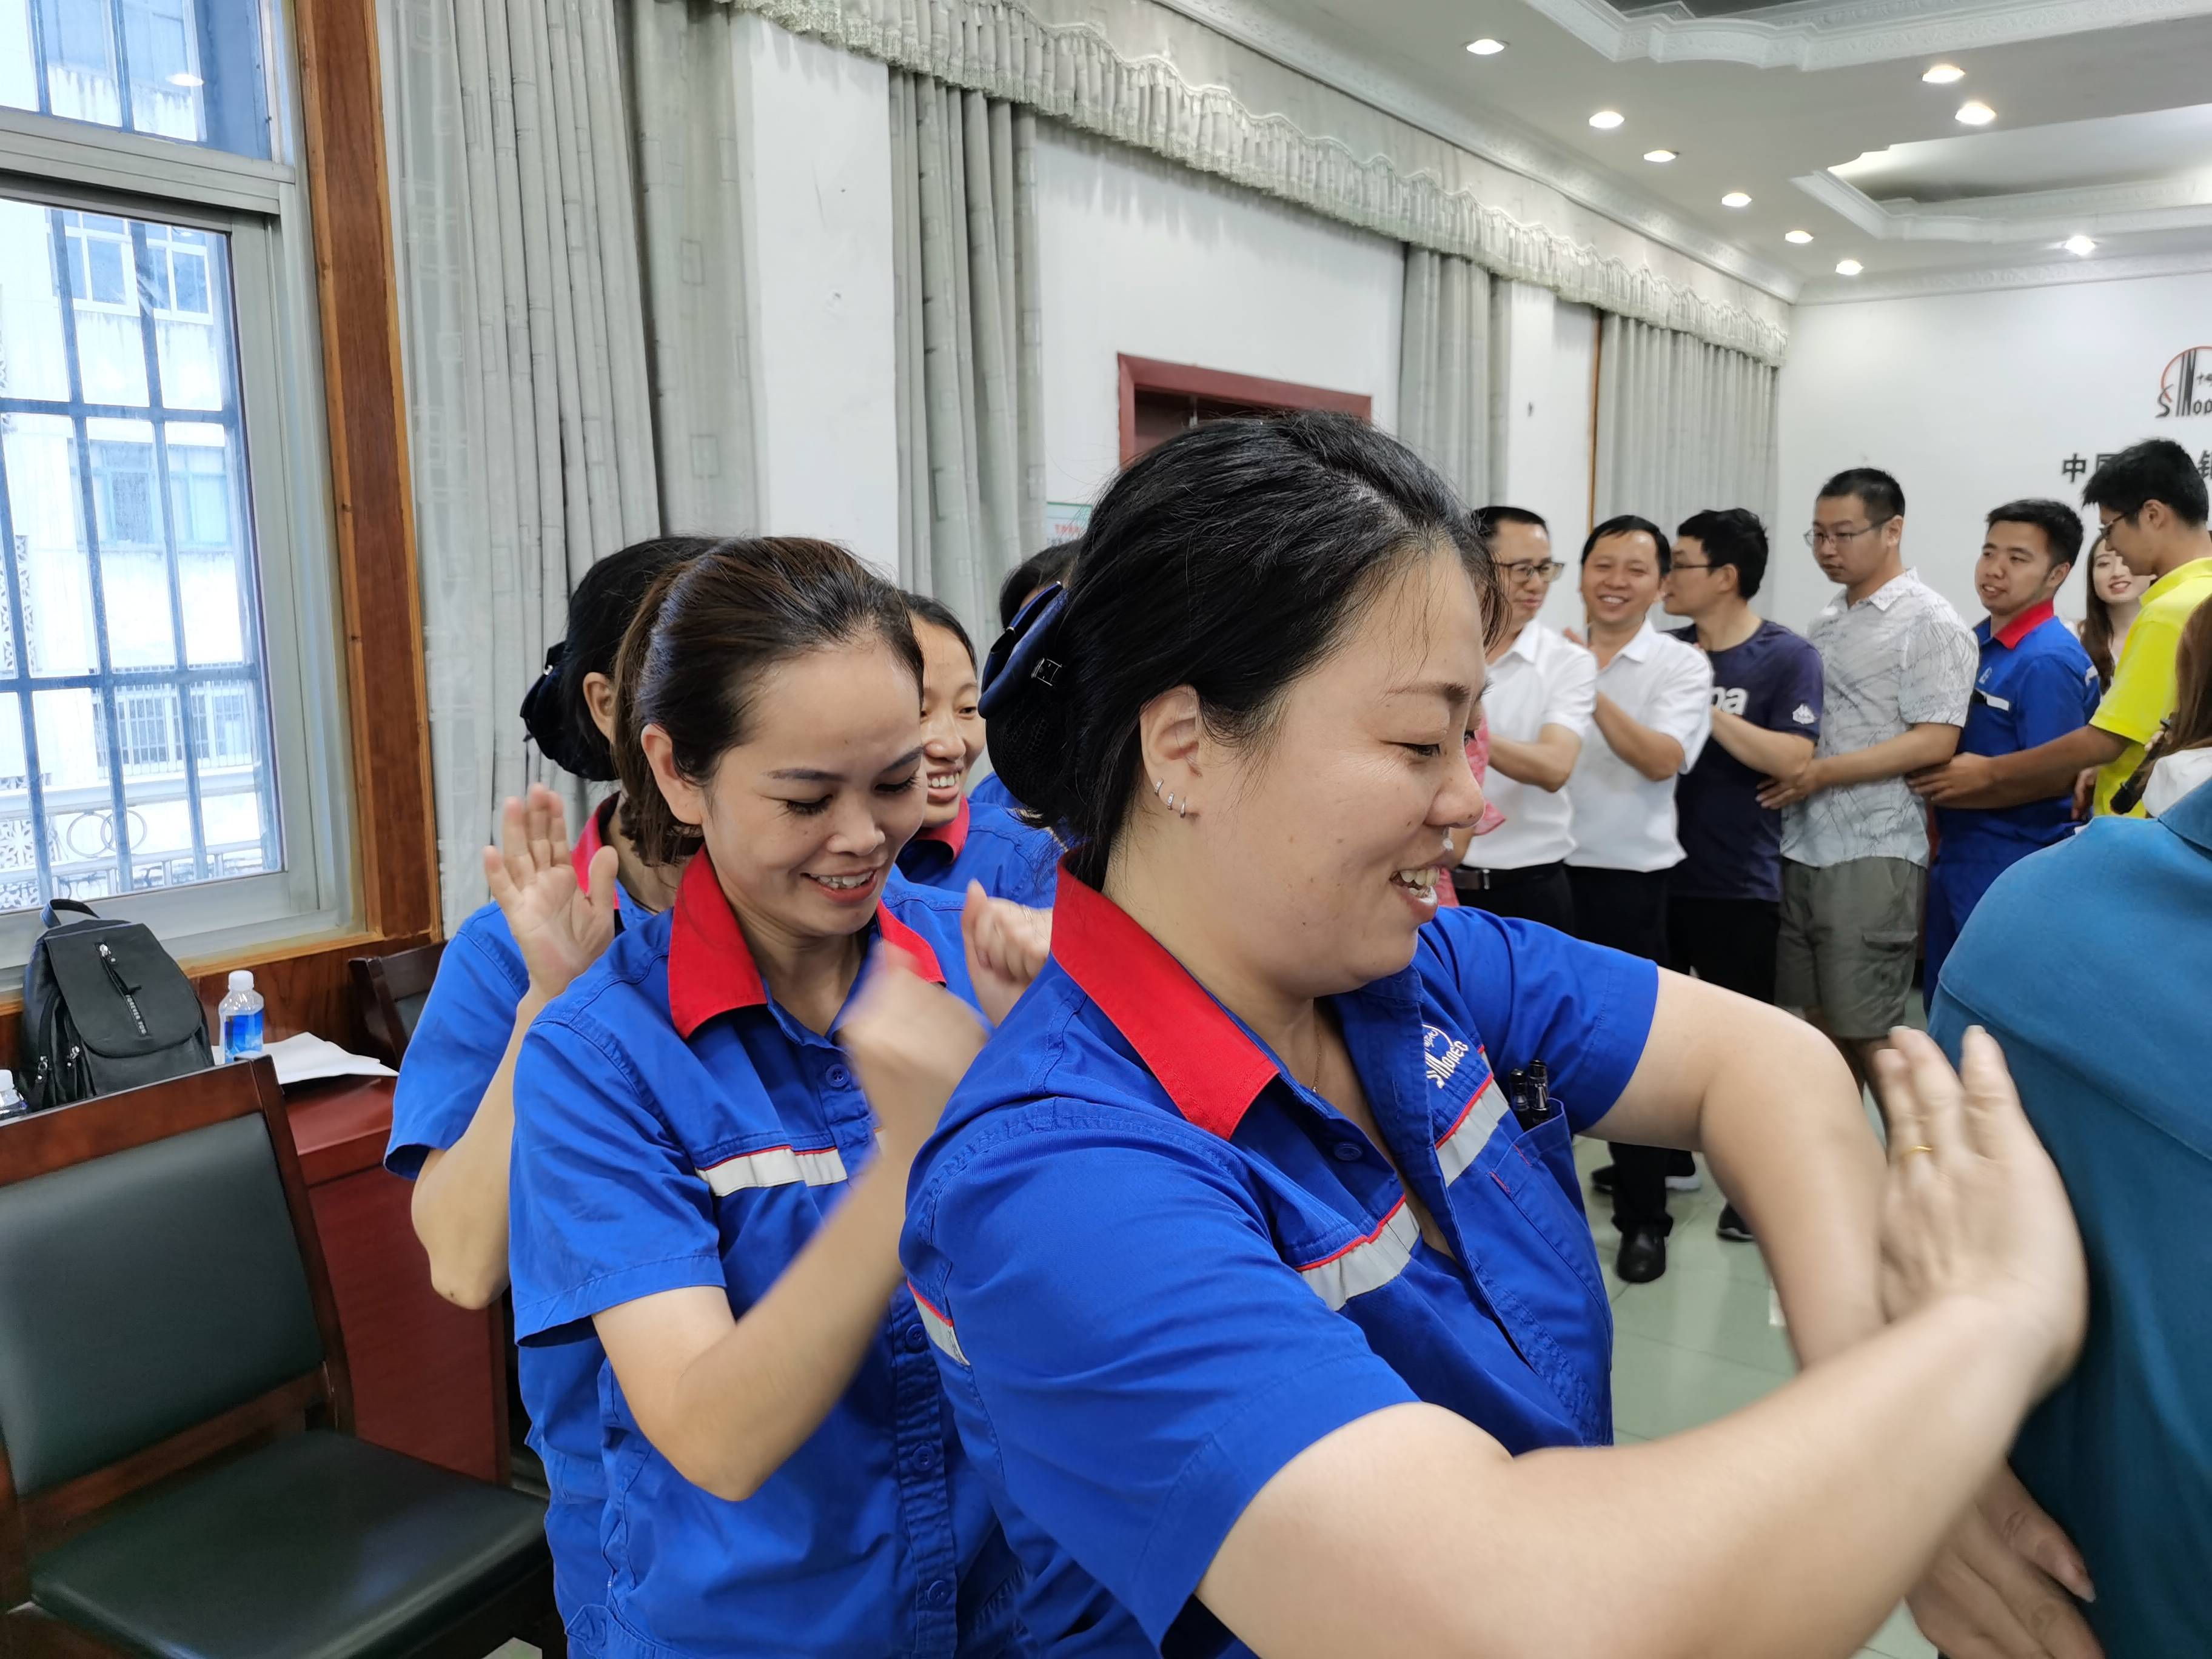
1452,860,1564,892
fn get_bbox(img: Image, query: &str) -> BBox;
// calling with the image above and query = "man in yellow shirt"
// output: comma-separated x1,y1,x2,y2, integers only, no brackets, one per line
1914,438,2212,818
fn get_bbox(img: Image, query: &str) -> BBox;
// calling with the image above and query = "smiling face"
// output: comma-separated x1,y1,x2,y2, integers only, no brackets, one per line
1581,528,1664,633
1489,518,1556,633
1184,545,1490,996
2091,543,2150,608
1976,521,2071,629
643,637,928,948
913,616,984,828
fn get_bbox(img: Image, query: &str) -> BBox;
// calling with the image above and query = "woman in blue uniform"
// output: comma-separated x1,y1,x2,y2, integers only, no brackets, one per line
897,591,1057,907
385,535,716,1649
874,417,2093,1659
507,541,1041,1659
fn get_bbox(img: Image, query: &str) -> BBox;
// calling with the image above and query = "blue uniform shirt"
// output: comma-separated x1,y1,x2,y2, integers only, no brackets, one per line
509,857,1022,1659
968,771,1021,816
384,802,638,1651
1936,604,2100,856
897,797,1057,908
1929,786,2212,1658
903,870,1659,1655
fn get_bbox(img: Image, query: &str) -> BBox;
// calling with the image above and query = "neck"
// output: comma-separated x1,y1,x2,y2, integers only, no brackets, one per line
2150,528,2212,581
2110,597,2142,631
607,801,682,914
1489,618,1534,664
734,902,868,1036
1692,597,1760,652
1586,612,1642,663
1844,554,1905,606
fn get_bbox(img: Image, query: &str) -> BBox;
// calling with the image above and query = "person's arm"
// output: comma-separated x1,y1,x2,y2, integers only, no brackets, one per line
1758,722,1960,809
1910,722,2126,809
1487,724,1583,791
1590,651,1711,783
1709,709,1816,779
1490,640,1597,792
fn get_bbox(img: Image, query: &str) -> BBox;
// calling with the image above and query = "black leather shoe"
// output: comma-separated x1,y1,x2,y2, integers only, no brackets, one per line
1717,1204,1755,1244
1617,1226,1667,1284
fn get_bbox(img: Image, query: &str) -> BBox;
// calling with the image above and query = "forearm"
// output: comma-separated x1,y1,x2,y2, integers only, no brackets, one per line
1591,694,1684,782
1487,729,1578,792
1819,725,1959,788
631,1161,908,1501
1710,710,1814,780
1958,725,2124,807
410,993,545,1309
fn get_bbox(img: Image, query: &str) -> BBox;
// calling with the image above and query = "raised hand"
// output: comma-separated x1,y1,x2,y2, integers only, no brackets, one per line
481,783,620,1004
837,943,989,1164
962,882,1050,1026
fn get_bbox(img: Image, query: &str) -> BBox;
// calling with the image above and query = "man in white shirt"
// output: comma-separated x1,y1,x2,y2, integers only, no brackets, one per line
1454,506,1597,932
1561,515,1714,1283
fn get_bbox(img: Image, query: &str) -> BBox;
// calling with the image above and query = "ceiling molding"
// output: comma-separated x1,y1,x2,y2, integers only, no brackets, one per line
1797,166,2212,241
1792,168,1892,235
1524,0,2212,72
1147,0,1802,300
1795,244,2212,301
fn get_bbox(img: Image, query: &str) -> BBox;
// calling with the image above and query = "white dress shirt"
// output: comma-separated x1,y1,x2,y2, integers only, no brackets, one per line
1466,622,1597,871
1566,620,1714,873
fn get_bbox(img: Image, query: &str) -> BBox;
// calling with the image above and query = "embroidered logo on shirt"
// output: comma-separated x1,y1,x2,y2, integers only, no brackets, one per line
1423,1025,1470,1090
1792,703,1816,725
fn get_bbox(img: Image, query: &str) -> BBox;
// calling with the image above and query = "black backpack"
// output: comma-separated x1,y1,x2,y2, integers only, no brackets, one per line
21,899,214,1114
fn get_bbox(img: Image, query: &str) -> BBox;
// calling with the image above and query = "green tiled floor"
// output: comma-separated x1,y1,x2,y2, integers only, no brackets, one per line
1580,1135,1937,1659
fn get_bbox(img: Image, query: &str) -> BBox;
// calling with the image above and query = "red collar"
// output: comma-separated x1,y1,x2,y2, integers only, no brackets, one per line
575,796,618,909
667,853,945,1039
1049,864,1280,1139
1991,598,2058,651
916,796,971,857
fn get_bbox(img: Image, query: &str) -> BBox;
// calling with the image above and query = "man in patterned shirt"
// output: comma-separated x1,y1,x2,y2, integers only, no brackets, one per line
1757,469,1978,1088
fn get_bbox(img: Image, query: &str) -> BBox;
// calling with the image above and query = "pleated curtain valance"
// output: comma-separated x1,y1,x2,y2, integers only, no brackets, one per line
712,0,1790,364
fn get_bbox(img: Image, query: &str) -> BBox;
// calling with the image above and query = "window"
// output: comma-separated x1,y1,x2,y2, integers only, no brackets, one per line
0,0,354,960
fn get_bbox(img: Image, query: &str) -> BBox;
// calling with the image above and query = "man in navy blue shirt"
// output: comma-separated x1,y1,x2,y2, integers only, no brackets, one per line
1929,781,2212,1659
1914,500,2099,995
1656,508,1824,1244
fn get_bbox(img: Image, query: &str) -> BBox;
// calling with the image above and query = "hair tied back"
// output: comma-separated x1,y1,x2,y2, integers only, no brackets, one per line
980,583,1069,718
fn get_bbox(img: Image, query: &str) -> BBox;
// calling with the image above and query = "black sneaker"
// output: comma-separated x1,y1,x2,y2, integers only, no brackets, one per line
1716,1204,1755,1244
1590,1161,1702,1196
1617,1225,1667,1284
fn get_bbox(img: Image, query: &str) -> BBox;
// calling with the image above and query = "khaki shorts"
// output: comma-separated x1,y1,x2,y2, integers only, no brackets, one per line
1776,857,1924,1040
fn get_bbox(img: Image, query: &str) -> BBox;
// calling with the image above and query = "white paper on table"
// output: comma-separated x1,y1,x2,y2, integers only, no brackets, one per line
209,1031,397,1085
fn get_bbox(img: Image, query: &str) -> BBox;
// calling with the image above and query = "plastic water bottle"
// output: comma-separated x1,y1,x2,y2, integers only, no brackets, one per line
219,970,265,1063
0,1070,22,1121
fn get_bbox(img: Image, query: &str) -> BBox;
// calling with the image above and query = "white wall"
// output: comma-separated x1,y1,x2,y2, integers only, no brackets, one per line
1775,270,2212,632
731,17,899,574
1035,127,1404,507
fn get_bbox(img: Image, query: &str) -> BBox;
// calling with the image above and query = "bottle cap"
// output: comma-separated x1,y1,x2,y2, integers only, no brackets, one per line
227,970,254,994
0,1069,14,1094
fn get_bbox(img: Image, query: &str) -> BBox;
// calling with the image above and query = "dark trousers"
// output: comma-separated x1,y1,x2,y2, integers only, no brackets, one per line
1452,861,1576,933
1566,866,1674,1235
1666,895,1781,1004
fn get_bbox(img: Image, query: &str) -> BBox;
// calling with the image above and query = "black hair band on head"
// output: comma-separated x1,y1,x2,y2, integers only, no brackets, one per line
518,640,568,751
980,583,1068,717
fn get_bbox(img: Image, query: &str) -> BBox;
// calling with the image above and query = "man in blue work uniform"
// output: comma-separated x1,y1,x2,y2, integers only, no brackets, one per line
1920,500,2098,994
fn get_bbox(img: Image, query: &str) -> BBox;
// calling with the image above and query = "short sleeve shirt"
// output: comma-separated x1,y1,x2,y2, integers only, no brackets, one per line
897,797,1059,908
508,859,1022,1658
1936,605,2100,856
1464,623,1598,871
1669,620,1823,902
1783,571,1977,869
1565,620,1713,873
2091,557,2212,816
902,869,1659,1655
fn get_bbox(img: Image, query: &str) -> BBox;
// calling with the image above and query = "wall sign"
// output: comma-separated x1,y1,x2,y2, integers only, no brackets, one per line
2062,449,2212,483
2157,347,2212,420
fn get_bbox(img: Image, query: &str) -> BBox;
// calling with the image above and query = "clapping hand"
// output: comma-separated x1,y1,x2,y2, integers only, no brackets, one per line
481,784,620,1004
962,882,1050,1026
837,943,989,1163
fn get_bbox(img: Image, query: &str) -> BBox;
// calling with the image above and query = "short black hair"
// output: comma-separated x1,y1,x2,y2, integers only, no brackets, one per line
1581,514,1670,573
997,543,1079,631
1676,508,1769,599
1818,468,1905,525
903,591,976,670
1985,499,2085,569
2082,439,2210,528
1476,504,1548,539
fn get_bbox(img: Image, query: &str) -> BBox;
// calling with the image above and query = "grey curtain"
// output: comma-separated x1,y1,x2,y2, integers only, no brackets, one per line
890,71,1046,646
1398,249,1492,506
382,0,759,927
1594,313,1779,541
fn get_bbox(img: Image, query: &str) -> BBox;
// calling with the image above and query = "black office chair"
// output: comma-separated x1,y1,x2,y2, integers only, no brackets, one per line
350,940,447,1066
0,1057,565,1658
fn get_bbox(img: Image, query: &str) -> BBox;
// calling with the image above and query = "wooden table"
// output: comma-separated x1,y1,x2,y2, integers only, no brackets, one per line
284,1076,509,1484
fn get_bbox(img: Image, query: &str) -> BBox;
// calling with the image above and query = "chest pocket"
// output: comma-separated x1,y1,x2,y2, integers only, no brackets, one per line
694,1134,858,1315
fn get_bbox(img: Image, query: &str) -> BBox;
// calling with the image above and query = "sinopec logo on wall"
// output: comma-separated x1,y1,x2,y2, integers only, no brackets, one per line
2158,347,2212,418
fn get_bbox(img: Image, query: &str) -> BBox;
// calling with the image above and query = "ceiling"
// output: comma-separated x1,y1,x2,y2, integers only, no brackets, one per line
1196,0,2212,302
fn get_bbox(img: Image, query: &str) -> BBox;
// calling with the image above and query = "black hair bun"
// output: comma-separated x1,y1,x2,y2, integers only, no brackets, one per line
519,642,600,778
979,585,1078,826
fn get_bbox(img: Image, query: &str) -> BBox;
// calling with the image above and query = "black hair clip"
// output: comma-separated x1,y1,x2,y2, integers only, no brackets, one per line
980,583,1069,718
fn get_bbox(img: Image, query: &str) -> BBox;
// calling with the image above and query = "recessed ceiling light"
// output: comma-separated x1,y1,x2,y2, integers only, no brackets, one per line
1466,37,1506,55
1785,229,1814,244
1721,191,1752,207
1956,101,1996,126
1643,149,1678,163
2063,235,2097,256
167,71,203,87
1589,110,1625,130
1835,258,1864,276
1922,63,1965,84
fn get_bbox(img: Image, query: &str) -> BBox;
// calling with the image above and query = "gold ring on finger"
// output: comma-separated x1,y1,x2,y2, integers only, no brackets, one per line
1900,1144,1936,1159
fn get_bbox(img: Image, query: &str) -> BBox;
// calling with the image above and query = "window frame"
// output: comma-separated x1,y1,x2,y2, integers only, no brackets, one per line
0,4,360,973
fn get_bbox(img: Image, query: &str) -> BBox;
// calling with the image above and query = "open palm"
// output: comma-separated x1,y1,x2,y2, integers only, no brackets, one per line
482,784,619,1002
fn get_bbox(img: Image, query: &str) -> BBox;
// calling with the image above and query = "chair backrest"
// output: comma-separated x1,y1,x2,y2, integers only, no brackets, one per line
350,940,445,1064
0,1059,349,1583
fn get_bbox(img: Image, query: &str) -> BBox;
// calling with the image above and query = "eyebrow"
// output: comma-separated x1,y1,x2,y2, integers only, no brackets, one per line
1386,680,1477,705
769,745,927,783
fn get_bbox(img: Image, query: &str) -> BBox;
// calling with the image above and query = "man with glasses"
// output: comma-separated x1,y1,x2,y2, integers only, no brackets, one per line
1756,469,1976,1090
1453,506,1595,931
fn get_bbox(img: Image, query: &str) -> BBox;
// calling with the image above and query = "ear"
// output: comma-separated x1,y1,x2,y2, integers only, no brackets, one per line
583,671,619,745
1883,514,1906,554
641,724,708,834
1136,686,1206,800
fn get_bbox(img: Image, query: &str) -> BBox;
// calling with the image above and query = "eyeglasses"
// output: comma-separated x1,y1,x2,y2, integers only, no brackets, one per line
1500,559,1565,584
1803,517,1895,550
1669,560,1715,574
